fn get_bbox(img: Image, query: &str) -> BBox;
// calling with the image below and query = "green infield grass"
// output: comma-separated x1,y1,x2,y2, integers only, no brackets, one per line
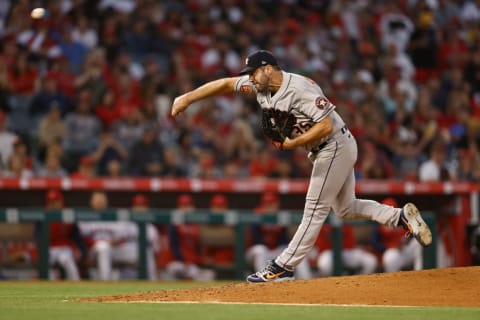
0,281,479,320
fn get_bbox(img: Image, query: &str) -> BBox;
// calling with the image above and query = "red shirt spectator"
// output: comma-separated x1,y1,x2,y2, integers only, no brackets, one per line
249,149,277,177
109,72,143,117
0,34,19,67
45,56,76,97
437,30,469,72
94,90,121,129
8,52,39,95
70,156,96,178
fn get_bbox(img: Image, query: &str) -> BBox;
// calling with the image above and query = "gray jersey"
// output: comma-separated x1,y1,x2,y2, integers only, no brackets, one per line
235,71,345,151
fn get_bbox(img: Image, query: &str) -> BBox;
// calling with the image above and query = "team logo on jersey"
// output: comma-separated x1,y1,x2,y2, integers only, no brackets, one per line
240,85,252,93
315,97,331,110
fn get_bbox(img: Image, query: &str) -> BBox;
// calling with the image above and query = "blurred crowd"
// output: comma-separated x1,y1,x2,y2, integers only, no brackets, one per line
0,0,480,182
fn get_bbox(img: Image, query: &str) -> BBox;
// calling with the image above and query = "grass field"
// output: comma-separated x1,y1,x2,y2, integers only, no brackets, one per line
1,281,479,320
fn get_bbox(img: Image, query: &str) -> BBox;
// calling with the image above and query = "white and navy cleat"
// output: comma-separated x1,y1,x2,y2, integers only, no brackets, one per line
246,260,294,283
399,203,432,247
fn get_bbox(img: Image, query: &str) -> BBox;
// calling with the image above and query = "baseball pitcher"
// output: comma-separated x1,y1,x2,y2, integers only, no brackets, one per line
171,50,432,283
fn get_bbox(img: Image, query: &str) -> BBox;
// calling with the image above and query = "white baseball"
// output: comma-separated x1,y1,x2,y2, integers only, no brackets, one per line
31,8,46,19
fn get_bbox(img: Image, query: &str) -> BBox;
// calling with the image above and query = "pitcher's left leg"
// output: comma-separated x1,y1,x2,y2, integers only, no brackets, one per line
332,170,400,227
333,171,431,246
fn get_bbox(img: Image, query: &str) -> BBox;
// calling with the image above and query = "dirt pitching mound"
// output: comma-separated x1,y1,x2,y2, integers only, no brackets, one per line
83,266,480,306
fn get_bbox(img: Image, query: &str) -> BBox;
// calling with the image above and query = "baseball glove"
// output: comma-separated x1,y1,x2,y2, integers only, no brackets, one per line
261,108,296,148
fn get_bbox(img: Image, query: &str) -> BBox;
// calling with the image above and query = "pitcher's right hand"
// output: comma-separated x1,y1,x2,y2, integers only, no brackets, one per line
171,94,190,117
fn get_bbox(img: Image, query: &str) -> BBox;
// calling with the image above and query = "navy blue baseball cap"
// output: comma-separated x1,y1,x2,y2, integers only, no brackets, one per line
239,50,278,75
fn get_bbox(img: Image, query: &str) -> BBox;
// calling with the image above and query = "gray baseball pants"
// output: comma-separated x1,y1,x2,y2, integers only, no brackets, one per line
276,128,401,270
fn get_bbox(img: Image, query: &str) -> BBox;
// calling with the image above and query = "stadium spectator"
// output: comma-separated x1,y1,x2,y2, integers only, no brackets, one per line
0,33,19,69
464,47,480,103
124,18,152,64
139,57,164,99
94,89,120,129
73,48,109,107
0,63,12,114
456,149,480,182
127,125,163,176
222,160,243,179
0,112,17,168
71,14,98,51
37,106,66,158
408,5,439,83
58,23,88,75
269,157,293,178
379,2,414,54
96,5,125,61
418,138,453,181
190,150,222,179
224,119,258,164
8,50,40,96
44,56,76,97
248,148,277,178
89,129,127,176
2,141,33,178
161,146,186,177
109,52,143,103
70,156,96,179
433,0,460,28
437,29,469,73
6,50,40,138
112,109,145,152
37,151,68,177
356,140,393,179
63,89,101,170
104,159,123,177
29,75,71,118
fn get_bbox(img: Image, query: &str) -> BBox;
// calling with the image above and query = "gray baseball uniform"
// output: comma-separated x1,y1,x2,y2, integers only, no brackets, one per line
235,72,402,270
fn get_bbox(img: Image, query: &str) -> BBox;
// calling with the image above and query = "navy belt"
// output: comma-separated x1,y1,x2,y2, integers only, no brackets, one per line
310,125,348,154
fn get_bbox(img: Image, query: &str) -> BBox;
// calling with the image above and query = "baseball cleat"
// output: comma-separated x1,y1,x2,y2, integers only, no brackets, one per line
399,203,432,247
246,260,294,283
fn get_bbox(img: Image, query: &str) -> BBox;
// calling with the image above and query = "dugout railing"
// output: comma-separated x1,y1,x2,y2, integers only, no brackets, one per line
0,208,437,280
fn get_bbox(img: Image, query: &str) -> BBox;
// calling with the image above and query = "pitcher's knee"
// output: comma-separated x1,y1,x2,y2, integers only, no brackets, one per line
334,203,355,219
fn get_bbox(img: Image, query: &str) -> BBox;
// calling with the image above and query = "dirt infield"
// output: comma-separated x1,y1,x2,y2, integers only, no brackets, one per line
84,266,480,306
